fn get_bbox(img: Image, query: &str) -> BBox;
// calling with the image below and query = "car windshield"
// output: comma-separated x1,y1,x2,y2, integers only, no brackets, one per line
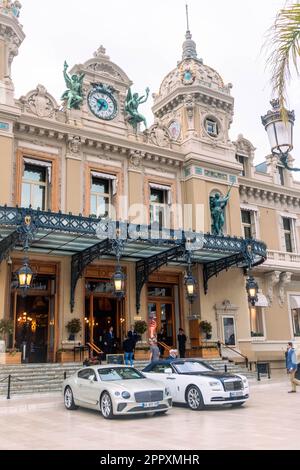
173,361,213,374
98,367,145,381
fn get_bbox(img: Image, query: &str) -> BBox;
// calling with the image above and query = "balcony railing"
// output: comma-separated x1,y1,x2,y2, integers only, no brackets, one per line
266,250,300,266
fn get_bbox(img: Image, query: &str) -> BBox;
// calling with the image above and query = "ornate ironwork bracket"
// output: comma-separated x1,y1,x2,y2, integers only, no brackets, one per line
135,243,186,313
0,231,19,264
70,238,113,312
203,239,267,294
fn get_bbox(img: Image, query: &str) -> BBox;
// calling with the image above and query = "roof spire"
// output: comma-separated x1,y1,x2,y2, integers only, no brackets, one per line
182,3,198,60
186,3,190,31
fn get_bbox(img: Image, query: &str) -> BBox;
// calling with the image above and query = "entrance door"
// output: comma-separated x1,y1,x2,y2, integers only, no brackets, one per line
85,279,125,353
222,316,236,346
147,301,175,347
14,293,50,363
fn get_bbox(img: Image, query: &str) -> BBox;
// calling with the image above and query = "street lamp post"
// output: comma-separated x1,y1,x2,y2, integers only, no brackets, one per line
261,99,299,172
111,227,126,300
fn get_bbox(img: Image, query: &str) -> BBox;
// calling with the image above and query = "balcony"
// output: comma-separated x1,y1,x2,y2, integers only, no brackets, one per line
264,250,300,271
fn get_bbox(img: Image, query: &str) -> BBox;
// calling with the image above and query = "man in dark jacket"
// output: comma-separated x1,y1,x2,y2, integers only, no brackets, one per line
177,328,187,358
123,331,135,366
103,326,116,355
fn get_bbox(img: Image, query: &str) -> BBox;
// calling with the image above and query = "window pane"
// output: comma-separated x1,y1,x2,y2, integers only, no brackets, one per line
285,233,293,253
250,307,264,335
31,184,45,210
150,189,164,203
148,286,173,297
21,183,31,208
244,226,252,239
241,210,251,224
283,217,291,231
24,164,46,182
292,309,300,335
91,177,109,194
223,317,235,345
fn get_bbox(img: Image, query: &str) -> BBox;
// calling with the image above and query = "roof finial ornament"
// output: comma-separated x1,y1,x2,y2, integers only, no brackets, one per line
182,3,198,61
186,3,190,32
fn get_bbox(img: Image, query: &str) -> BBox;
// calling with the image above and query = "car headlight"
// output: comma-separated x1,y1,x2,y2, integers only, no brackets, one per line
209,381,220,387
242,378,248,385
165,387,171,396
114,391,120,397
209,381,223,391
121,391,131,399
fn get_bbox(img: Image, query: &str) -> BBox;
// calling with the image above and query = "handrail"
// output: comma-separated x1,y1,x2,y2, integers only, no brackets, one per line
0,371,70,399
157,341,172,355
219,341,249,368
87,342,102,355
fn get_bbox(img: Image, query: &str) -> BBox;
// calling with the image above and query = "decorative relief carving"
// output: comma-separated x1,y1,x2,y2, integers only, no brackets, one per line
264,271,280,305
129,150,143,169
184,94,195,120
278,272,292,307
148,121,171,148
68,135,82,154
20,85,58,118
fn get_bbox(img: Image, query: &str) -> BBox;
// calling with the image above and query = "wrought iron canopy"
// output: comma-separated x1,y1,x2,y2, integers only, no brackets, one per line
0,205,267,312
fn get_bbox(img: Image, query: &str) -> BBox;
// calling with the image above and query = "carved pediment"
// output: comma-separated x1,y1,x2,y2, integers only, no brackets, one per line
19,84,59,119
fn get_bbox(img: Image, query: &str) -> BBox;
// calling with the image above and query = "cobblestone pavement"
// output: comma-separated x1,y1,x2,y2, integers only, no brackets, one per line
1,373,300,450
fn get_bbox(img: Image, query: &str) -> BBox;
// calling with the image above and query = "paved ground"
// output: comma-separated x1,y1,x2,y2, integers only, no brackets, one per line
1,372,300,450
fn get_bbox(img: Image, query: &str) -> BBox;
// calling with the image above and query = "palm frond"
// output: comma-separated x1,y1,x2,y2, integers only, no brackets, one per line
265,1,300,119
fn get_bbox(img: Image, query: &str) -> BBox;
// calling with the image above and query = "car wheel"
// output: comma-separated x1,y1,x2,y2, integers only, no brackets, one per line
64,386,78,410
100,392,114,419
186,385,204,411
231,402,245,408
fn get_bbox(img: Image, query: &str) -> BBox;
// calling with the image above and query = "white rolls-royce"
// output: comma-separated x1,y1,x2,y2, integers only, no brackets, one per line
63,365,172,419
143,359,249,410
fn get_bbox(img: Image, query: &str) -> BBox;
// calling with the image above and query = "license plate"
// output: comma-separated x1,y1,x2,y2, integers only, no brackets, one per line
230,391,243,398
142,401,159,408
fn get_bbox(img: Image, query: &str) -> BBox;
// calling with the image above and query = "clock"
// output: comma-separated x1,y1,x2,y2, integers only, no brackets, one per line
87,84,118,120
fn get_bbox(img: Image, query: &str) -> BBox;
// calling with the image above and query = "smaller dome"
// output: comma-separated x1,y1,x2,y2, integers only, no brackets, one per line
156,58,227,102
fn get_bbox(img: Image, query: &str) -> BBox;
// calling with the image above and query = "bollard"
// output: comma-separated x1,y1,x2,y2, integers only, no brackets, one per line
64,371,67,380
7,375,11,400
224,365,228,373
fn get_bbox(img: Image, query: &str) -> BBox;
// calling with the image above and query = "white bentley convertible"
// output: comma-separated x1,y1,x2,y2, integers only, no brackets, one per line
63,365,172,419
143,359,249,410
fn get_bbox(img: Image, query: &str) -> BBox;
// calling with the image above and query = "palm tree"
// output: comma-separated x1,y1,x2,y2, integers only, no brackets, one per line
266,1,300,118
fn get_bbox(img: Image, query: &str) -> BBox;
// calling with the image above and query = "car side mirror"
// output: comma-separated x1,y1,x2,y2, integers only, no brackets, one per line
164,368,173,375
89,376,96,383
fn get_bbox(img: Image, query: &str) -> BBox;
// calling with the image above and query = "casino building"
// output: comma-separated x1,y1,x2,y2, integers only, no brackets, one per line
0,2,299,366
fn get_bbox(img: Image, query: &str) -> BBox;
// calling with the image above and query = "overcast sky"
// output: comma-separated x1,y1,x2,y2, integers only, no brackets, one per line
13,0,300,169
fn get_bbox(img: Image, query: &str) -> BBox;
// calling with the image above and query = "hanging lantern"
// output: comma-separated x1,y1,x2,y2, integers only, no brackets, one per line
246,275,259,306
185,271,197,303
17,260,33,292
112,265,126,299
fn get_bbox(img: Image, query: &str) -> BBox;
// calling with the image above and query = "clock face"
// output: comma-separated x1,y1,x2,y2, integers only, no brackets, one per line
88,88,118,120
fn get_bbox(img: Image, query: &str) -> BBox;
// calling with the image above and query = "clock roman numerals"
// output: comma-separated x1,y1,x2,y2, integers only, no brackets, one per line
87,85,118,121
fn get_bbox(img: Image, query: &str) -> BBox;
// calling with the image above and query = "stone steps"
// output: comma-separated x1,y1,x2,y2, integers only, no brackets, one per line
0,358,255,396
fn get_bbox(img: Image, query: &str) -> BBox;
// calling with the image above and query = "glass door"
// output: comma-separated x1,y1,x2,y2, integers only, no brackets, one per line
222,316,236,346
147,301,175,346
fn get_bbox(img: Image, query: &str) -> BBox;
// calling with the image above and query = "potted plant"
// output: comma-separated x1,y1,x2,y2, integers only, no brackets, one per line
133,320,149,360
199,320,212,340
66,318,82,341
134,320,148,341
0,319,14,352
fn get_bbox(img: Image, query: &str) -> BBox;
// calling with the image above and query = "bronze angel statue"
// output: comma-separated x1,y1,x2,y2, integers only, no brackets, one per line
125,87,150,131
61,61,85,110
210,183,234,236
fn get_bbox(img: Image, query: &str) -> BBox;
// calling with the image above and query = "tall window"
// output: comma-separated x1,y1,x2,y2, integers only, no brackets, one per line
250,307,264,337
276,166,285,186
90,176,112,218
149,185,171,228
236,155,247,176
292,309,300,336
282,217,293,253
241,210,252,238
21,161,51,210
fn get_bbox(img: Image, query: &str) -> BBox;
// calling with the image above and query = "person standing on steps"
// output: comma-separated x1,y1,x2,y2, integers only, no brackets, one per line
123,331,135,367
177,328,187,358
